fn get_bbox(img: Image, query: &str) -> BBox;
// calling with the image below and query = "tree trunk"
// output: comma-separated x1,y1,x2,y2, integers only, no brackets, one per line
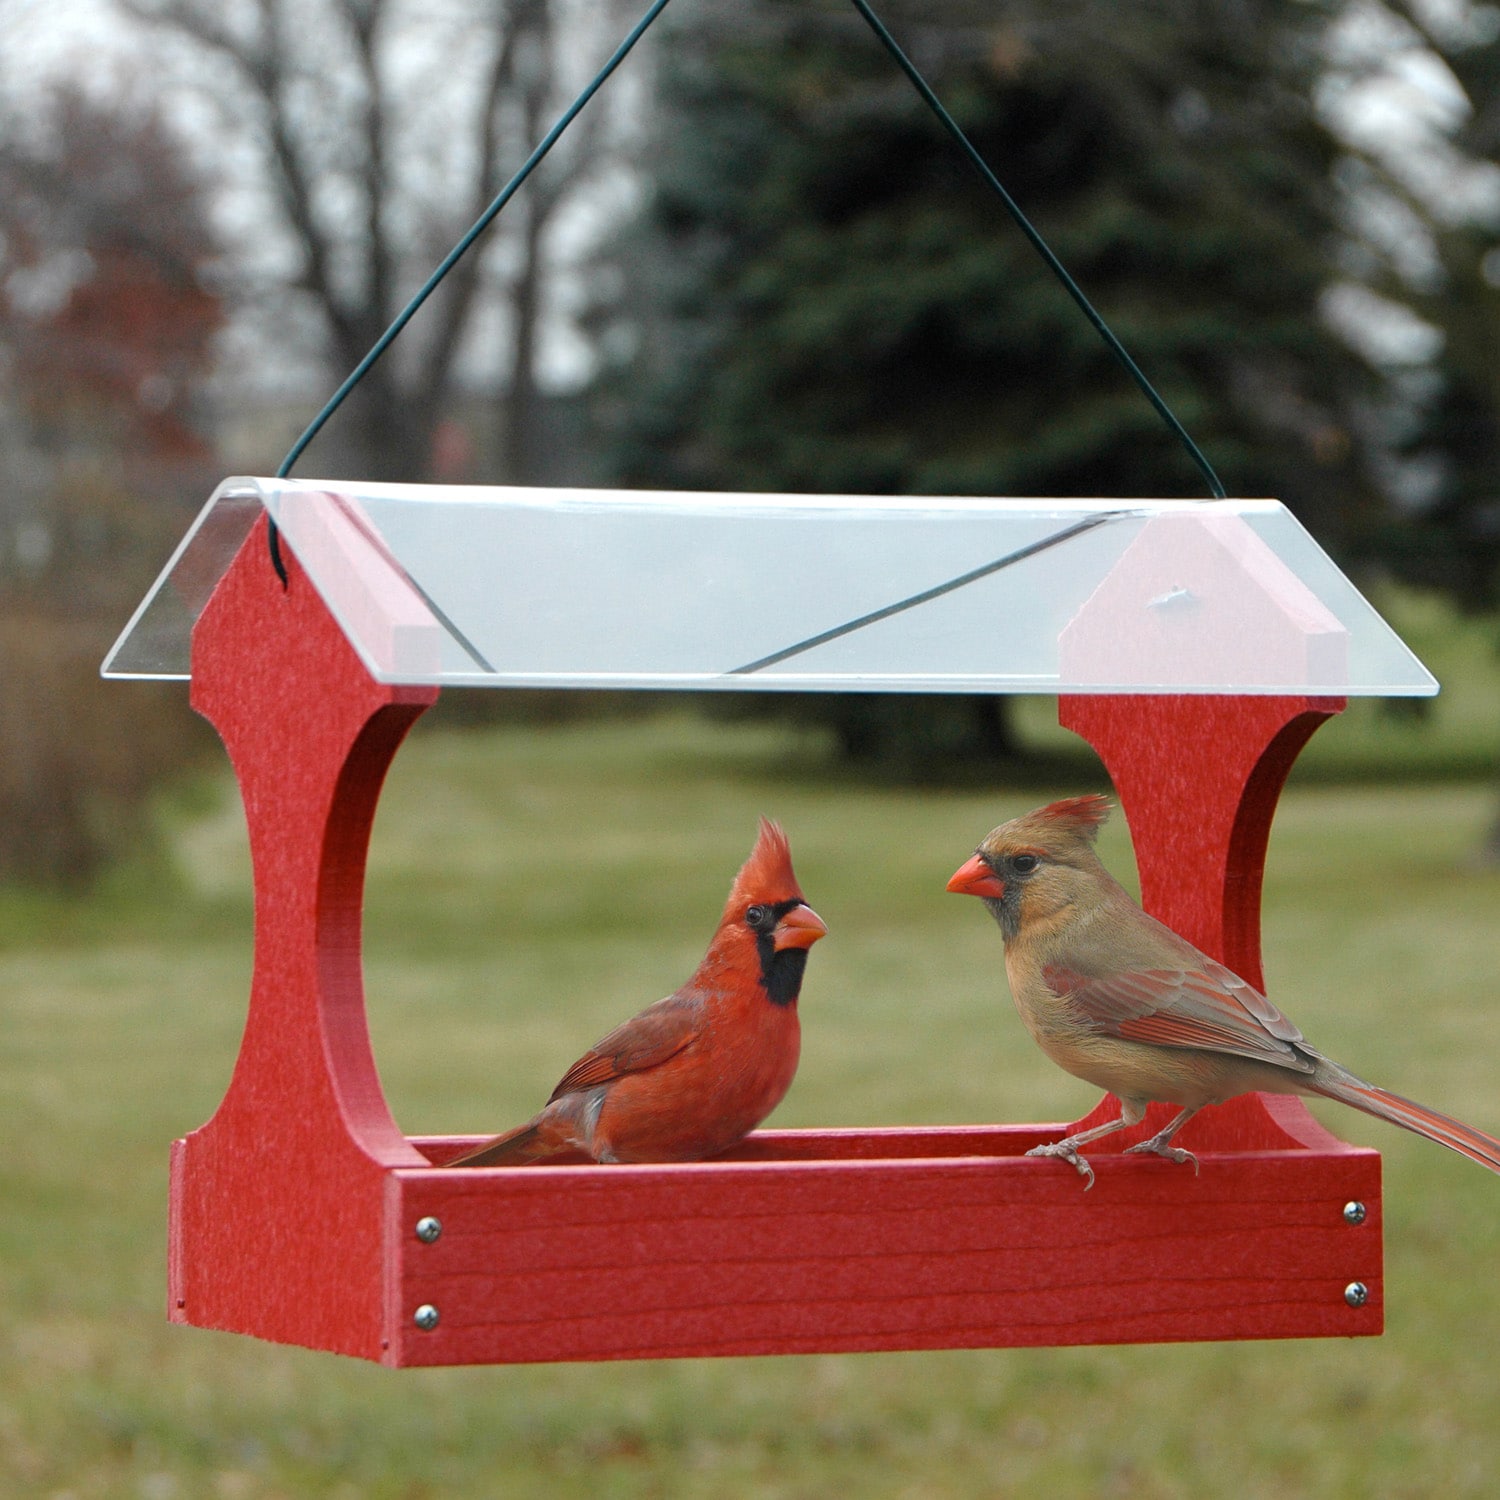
969,696,1021,760
333,363,435,482
1481,769,1500,869
502,198,546,484
498,0,555,485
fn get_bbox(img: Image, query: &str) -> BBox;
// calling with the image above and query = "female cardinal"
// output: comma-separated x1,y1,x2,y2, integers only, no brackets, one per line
947,794,1500,1188
446,819,826,1167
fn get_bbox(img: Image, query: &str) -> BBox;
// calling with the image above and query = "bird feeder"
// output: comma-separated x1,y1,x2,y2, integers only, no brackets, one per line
104,479,1435,1365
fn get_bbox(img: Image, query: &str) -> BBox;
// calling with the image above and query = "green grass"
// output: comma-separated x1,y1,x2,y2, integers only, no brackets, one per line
4,701,1500,1499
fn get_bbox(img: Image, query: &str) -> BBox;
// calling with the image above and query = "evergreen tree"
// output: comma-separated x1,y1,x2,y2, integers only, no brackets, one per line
1365,4,1500,859
594,0,1393,771
1371,5,1500,614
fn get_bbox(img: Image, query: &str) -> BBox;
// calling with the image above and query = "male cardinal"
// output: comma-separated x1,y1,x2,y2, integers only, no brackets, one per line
947,794,1500,1188
446,819,826,1167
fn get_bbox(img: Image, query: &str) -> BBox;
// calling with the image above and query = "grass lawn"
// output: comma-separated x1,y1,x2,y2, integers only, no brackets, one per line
4,699,1500,1499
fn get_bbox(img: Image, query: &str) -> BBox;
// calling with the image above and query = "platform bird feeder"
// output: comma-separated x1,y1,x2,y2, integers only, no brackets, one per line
101,481,1436,1365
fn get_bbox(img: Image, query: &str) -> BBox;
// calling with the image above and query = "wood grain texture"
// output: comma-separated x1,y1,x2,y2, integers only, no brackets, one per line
390,1126,1381,1365
167,525,1383,1365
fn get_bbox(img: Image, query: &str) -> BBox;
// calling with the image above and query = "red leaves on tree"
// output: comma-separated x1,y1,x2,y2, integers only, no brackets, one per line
3,89,224,463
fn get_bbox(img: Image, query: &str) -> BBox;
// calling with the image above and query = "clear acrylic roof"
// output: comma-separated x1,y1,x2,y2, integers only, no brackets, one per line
102,477,1437,696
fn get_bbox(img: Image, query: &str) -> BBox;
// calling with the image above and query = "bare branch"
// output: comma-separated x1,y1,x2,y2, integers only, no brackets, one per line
415,0,524,400
331,0,393,330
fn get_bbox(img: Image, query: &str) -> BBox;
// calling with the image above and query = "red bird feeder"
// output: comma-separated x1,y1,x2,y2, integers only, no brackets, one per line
105,481,1435,1364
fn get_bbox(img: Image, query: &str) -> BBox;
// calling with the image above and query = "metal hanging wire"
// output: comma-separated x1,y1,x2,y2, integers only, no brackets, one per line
269,0,1225,585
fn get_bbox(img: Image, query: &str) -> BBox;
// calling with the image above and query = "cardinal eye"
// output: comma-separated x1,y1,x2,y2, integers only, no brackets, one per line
1011,854,1039,874
745,904,770,929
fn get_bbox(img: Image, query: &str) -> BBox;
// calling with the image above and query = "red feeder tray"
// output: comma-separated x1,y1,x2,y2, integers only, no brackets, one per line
156,503,1390,1365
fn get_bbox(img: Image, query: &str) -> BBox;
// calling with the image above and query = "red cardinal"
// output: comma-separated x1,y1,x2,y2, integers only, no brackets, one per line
947,794,1500,1188
447,819,826,1167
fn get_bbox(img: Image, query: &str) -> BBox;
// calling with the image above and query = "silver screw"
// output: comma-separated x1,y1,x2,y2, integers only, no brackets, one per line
414,1303,440,1331
415,1216,442,1243
1344,1282,1369,1308
1342,1201,1367,1226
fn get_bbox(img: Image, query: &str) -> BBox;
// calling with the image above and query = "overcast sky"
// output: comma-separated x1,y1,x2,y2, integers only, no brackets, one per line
4,0,1495,397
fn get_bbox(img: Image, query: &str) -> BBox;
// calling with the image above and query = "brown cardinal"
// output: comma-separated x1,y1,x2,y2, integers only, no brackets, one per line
947,793,1500,1188
446,819,826,1167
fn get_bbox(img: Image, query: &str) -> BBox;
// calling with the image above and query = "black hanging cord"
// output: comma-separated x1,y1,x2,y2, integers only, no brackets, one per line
730,508,1145,675
846,0,1226,501
265,0,677,586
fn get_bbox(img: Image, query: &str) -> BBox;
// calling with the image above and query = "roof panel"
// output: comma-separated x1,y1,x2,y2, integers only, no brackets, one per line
101,478,1437,696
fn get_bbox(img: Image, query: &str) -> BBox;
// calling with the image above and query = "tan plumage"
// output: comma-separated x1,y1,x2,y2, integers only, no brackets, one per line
948,794,1500,1188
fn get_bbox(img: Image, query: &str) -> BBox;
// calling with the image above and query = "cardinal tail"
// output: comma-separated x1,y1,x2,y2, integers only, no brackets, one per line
444,1117,553,1168
1313,1070,1500,1176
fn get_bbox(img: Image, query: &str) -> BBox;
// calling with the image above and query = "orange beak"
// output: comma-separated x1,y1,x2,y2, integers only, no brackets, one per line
773,902,829,951
946,853,1005,899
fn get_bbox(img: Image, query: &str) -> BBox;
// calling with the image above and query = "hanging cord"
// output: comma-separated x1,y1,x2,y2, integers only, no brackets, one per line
266,0,677,585
731,507,1146,674
847,0,1226,501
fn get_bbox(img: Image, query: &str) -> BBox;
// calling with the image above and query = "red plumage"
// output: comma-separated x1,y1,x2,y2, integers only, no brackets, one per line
1032,793,1113,840
722,816,803,914
446,819,826,1167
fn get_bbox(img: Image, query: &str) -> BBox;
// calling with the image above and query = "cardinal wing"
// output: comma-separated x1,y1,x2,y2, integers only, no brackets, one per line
547,993,702,1101
1041,958,1318,1075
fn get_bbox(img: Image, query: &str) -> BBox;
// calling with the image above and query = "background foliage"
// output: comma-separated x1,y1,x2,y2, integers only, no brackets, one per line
3,708,1500,1497
589,0,1496,774
0,86,221,884
1,0,1498,874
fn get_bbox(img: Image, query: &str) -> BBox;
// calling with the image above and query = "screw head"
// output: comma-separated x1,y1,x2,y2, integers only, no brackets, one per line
1342,1201,1367,1226
415,1216,442,1243
1344,1281,1369,1309
414,1303,440,1331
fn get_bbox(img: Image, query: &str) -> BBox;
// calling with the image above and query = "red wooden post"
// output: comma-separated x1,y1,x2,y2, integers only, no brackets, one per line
1057,694,1359,1158
171,515,436,1359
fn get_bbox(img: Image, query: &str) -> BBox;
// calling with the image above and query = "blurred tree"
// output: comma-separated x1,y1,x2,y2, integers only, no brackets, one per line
592,0,1394,774
4,89,223,471
1355,2,1500,859
119,0,635,483
0,86,224,884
